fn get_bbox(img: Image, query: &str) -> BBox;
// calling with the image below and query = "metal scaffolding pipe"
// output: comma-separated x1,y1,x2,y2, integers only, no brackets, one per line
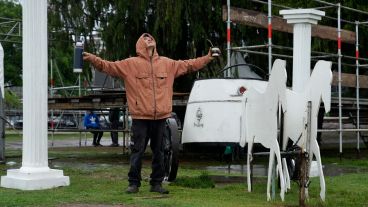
314,0,368,16
337,3,343,156
355,21,360,152
236,49,293,59
250,0,293,9
318,128,368,132
231,44,268,50
311,54,338,59
226,0,231,77
313,5,336,10
268,0,272,75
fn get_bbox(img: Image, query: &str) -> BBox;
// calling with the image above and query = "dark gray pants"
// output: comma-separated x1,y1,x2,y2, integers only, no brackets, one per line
128,119,166,187
90,130,103,145
110,120,119,144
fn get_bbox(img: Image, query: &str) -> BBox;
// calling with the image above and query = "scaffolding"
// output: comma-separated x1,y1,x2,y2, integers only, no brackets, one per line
226,0,368,156
0,16,21,44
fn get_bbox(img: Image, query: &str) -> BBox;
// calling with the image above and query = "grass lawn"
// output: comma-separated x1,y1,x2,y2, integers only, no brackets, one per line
1,146,368,207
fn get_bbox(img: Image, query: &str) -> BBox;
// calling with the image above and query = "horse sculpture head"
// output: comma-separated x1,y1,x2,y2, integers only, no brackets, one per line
311,60,333,113
268,59,288,113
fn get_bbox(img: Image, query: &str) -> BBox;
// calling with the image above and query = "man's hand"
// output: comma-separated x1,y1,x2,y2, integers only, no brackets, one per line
208,47,221,60
83,52,94,61
208,49,214,60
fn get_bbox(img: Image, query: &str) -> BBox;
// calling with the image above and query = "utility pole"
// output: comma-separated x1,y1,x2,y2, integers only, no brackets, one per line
0,43,4,163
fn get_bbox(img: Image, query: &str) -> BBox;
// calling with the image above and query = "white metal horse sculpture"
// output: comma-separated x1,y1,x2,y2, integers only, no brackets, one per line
244,59,287,201
282,60,332,201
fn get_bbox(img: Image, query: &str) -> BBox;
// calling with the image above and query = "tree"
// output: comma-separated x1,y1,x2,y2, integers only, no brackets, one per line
27,0,368,93
0,0,22,86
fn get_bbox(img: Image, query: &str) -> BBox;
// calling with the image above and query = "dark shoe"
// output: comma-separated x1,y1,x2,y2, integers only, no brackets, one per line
150,185,169,194
126,185,139,194
110,143,120,147
96,143,103,147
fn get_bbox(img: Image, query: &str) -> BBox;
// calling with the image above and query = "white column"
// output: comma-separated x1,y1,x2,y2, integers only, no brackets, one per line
0,43,4,98
0,43,4,163
280,9,325,92
1,0,69,190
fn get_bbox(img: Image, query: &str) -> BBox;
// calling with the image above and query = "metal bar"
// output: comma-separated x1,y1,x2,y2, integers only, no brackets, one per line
4,23,20,39
251,0,362,26
0,33,21,37
323,14,357,25
226,0,231,77
253,150,302,156
47,128,368,133
269,0,274,198
48,129,130,132
52,86,80,90
0,21,17,26
249,0,293,9
355,21,360,152
0,39,21,44
268,0,272,75
343,55,368,62
313,5,336,10
273,44,368,62
231,47,360,67
231,44,268,50
312,0,337,8
314,0,368,15
50,55,55,148
311,55,338,59
318,128,368,132
337,3,343,156
236,49,293,59
0,17,21,21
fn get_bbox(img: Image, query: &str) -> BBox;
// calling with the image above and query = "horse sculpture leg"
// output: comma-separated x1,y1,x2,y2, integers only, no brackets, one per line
247,140,254,192
274,142,286,201
311,138,326,201
282,157,291,191
266,148,274,201
266,143,285,201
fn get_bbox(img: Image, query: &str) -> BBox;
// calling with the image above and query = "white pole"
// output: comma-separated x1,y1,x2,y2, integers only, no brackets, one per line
337,4,343,157
268,1,276,200
226,0,231,77
0,43,4,98
355,21,360,152
1,0,69,190
0,43,4,163
268,0,272,75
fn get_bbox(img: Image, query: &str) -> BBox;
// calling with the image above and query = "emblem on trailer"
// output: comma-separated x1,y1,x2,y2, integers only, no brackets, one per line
194,107,203,127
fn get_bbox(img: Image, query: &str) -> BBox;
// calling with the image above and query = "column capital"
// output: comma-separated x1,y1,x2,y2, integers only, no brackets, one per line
280,9,325,25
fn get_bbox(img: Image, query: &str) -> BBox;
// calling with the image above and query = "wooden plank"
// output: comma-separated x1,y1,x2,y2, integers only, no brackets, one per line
222,6,356,44
48,92,190,110
332,71,368,88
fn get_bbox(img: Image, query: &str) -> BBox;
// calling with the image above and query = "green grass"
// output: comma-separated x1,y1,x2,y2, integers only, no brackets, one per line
1,147,368,206
171,172,215,189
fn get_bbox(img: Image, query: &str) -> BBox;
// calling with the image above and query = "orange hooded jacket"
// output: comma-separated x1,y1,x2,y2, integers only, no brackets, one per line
85,33,212,120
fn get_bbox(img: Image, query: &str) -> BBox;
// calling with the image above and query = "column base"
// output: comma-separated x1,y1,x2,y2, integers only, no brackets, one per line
1,168,70,190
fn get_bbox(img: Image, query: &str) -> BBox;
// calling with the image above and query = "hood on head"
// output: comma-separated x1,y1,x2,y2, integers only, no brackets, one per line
136,33,158,59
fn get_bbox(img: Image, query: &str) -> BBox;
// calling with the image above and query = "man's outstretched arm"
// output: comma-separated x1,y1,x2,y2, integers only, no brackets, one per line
83,52,129,79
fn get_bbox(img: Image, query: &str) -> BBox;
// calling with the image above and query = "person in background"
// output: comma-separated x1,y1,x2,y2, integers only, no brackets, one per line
84,110,103,147
109,108,120,147
83,33,217,194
